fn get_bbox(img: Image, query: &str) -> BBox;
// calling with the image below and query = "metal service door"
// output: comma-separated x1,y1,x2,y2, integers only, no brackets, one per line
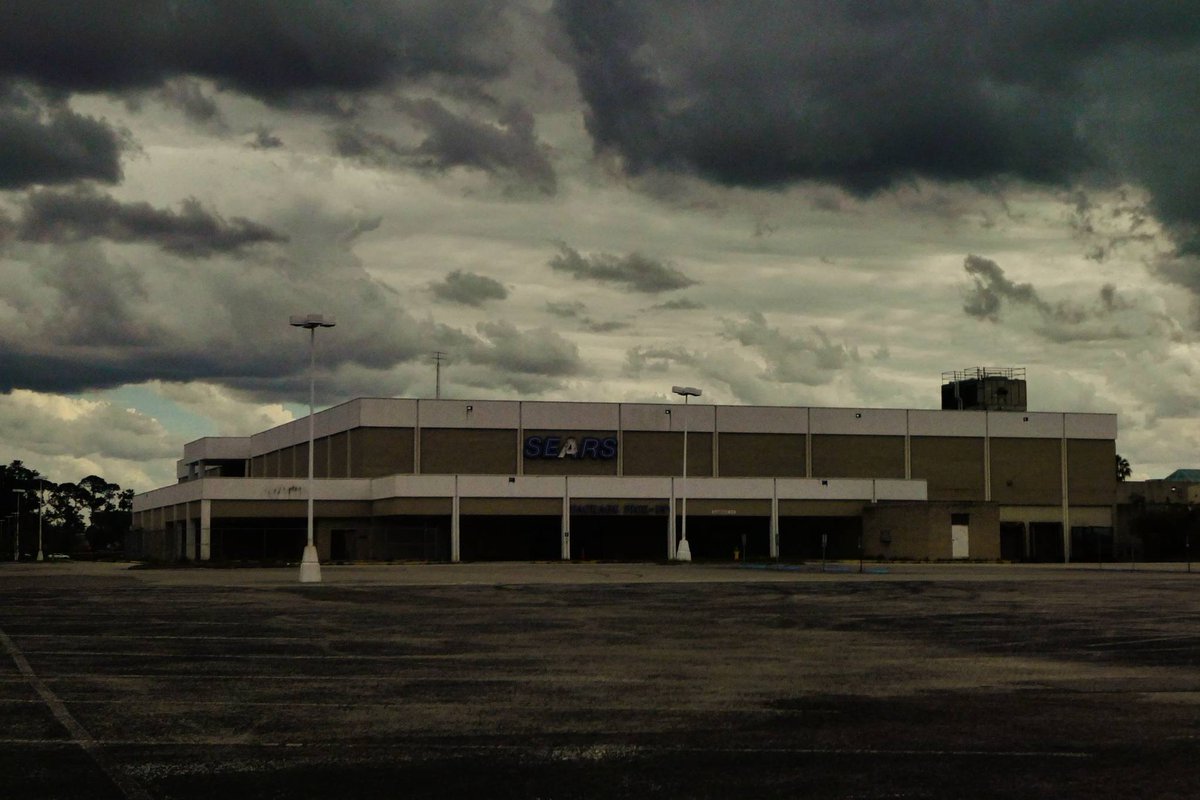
951,524,970,559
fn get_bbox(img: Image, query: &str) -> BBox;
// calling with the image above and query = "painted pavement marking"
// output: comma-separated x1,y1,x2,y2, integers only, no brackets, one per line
0,627,155,800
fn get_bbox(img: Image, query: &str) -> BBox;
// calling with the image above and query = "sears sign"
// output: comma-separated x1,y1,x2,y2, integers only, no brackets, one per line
524,434,617,460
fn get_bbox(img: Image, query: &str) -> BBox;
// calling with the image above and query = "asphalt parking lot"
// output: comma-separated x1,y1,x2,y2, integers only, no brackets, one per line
1,561,1197,799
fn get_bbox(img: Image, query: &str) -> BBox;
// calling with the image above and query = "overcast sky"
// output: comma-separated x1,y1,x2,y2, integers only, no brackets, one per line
3,0,1200,491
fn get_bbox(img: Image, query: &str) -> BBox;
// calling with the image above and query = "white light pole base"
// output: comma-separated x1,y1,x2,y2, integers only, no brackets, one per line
36,551,43,562
299,544,322,583
675,539,692,562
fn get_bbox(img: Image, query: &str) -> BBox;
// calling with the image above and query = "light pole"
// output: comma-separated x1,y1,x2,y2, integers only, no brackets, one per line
672,385,702,561
12,489,22,561
290,313,336,584
36,480,45,562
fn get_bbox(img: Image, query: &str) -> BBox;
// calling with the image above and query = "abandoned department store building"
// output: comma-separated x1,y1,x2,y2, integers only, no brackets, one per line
131,396,1117,563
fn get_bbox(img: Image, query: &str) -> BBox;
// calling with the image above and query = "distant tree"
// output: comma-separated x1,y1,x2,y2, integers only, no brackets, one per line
2,461,47,555
2,460,41,508
78,477,133,551
46,482,86,531
2,462,133,554
1,460,37,484
1116,454,1132,482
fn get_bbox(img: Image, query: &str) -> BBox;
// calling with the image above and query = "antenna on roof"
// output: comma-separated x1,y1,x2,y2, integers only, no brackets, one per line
432,351,445,399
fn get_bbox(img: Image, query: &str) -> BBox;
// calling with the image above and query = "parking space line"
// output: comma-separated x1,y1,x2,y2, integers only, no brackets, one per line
1084,634,1200,647
0,627,155,800
11,650,515,661
0,736,1095,759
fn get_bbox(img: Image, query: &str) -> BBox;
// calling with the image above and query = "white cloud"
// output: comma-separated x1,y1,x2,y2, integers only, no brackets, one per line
0,389,177,490
151,381,295,437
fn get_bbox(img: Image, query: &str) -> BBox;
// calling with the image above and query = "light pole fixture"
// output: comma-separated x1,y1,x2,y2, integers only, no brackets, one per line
290,313,336,583
11,489,21,561
672,385,702,561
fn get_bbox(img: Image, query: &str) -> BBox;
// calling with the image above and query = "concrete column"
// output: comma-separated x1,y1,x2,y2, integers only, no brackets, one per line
199,499,211,561
713,408,720,477
904,410,911,480
617,411,624,477
805,408,813,478
153,509,165,558
561,484,571,561
517,407,524,476
983,413,992,502
667,486,677,559
451,476,461,562
183,518,196,561
414,403,421,475
1061,437,1071,563
770,481,780,559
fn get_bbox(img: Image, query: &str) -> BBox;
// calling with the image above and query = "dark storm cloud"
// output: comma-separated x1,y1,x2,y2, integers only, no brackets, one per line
38,246,156,348
583,319,627,333
0,279,436,399
158,78,224,127
650,297,704,311
330,125,404,165
0,350,200,395
0,244,300,394
1153,254,1200,296
397,98,557,194
0,85,124,188
0,244,207,389
555,1,1092,190
248,128,284,150
962,255,1040,321
17,187,288,257
721,312,858,386
1068,189,1156,262
545,300,586,318
340,216,383,243
554,1,1200,246
543,300,627,332
962,254,1141,340
549,244,697,293
467,321,580,376
2,193,582,403
430,270,509,306
0,1,509,103
0,216,576,400
330,99,557,192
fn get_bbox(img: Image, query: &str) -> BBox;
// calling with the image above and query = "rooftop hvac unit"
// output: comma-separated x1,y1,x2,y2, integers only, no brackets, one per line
941,367,1027,411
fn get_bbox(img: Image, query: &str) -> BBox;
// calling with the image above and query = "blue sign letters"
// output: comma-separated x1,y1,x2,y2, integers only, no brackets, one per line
524,435,617,460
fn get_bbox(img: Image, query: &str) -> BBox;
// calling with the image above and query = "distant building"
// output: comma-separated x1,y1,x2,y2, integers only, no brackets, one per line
1115,472,1199,561
132,395,1117,564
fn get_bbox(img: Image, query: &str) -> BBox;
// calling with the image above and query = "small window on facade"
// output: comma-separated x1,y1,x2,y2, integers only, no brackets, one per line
951,513,970,526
